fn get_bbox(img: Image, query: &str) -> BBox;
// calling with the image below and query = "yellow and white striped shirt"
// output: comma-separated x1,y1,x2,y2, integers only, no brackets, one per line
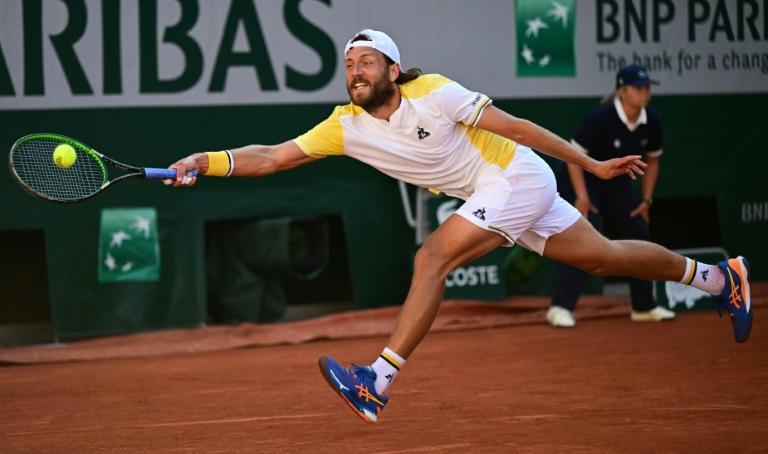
294,74,517,200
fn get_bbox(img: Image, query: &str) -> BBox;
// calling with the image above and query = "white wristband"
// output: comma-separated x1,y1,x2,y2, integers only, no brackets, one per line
224,149,234,177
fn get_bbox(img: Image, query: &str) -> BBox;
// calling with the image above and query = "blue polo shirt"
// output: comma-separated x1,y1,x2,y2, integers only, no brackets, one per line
572,97,662,186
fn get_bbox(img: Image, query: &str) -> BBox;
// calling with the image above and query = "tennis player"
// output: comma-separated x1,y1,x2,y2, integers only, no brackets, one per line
167,29,753,424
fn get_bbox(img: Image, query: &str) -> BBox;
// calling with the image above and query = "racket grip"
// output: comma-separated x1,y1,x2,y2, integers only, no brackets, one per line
144,168,198,180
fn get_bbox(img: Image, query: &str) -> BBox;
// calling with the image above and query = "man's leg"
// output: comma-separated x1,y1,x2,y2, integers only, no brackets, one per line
548,209,599,327
619,210,676,320
602,189,658,313
551,264,589,312
388,214,507,357
318,215,505,423
543,217,752,342
543,217,686,281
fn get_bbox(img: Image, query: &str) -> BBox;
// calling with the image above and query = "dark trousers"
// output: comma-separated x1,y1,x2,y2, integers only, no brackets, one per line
551,181,656,312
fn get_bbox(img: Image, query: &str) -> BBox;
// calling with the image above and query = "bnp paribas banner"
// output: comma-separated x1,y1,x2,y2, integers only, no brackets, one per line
0,0,766,110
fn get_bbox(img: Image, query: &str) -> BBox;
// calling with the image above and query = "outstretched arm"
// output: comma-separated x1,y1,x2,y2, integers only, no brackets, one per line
475,106,646,180
167,140,316,186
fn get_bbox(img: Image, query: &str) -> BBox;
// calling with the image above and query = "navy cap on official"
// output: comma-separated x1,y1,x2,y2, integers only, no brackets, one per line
615,65,659,88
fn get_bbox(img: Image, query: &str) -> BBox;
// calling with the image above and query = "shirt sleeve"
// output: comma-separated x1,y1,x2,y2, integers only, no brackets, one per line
293,106,345,159
433,78,493,126
645,110,663,157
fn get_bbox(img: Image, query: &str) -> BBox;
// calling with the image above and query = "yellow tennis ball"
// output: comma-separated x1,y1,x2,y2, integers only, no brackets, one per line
53,144,77,169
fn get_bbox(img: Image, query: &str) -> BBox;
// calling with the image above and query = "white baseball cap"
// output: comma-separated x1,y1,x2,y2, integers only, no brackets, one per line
344,29,401,66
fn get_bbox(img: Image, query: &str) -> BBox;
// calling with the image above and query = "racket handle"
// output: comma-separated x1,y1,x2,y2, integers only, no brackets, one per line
143,168,198,180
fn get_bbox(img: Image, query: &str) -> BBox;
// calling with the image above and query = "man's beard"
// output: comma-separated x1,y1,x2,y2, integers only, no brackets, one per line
347,73,396,111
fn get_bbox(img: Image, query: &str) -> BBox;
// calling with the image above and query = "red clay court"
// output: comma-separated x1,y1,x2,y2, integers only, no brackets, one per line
1,289,766,453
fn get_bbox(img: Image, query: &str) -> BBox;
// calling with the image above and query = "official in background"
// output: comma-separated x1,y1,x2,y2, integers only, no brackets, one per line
547,65,676,328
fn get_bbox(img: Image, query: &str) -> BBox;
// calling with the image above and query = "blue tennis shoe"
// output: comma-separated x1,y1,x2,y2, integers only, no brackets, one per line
714,256,752,343
318,355,388,423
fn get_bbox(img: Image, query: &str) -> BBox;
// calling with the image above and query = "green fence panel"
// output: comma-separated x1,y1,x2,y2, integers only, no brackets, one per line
1,93,765,338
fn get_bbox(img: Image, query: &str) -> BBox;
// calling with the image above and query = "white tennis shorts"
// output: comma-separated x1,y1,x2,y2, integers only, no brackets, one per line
456,146,580,255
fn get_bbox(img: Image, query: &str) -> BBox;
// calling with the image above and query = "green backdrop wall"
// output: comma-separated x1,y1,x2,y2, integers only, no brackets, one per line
1,93,766,338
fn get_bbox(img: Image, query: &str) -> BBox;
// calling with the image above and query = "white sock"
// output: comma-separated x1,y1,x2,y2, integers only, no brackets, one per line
370,347,405,395
680,258,724,295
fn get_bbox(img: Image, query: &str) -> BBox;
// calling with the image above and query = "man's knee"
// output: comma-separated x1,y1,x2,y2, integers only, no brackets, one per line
413,244,451,278
576,246,621,276
583,259,613,276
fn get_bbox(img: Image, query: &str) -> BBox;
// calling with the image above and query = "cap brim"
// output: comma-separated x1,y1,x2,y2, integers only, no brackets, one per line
623,80,660,87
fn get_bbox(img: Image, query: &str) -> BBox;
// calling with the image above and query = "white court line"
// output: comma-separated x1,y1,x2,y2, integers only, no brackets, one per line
6,413,332,436
132,413,333,428
373,444,472,454
656,404,750,411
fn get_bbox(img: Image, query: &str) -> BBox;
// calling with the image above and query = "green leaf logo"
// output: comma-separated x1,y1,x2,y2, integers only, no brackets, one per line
98,208,160,283
516,0,575,77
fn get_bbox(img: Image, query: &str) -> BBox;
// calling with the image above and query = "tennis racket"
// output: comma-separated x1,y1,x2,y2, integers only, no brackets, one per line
8,133,191,203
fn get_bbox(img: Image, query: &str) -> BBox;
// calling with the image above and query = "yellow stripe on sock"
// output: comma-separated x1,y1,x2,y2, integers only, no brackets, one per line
683,260,698,285
380,351,402,370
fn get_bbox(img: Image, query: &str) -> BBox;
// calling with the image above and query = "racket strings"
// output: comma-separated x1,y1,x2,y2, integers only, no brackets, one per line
12,139,106,201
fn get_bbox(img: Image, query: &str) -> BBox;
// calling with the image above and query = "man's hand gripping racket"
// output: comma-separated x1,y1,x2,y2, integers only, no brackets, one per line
164,153,208,187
